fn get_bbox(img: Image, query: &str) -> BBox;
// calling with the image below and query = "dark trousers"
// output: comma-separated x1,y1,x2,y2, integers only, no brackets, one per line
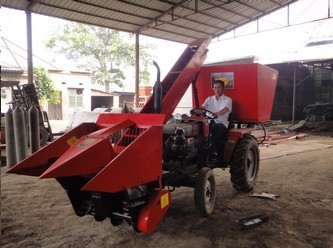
210,122,228,158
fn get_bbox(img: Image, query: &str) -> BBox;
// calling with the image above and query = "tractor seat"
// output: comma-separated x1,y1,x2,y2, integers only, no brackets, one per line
163,123,200,137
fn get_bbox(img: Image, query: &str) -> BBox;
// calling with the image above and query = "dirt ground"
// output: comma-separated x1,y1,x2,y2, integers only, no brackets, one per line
1,132,333,248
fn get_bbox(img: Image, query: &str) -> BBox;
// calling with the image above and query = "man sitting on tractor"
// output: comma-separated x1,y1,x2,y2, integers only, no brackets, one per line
201,80,232,162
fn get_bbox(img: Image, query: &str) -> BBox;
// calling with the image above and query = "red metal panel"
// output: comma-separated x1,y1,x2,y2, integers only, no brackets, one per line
160,39,211,123
224,129,254,163
196,63,278,122
82,126,163,193
39,136,115,178
96,113,165,127
39,118,154,178
137,189,171,233
92,119,135,137
7,122,98,177
258,65,279,121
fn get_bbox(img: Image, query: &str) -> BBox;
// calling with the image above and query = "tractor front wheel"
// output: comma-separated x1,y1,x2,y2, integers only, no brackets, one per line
229,135,259,192
194,167,216,217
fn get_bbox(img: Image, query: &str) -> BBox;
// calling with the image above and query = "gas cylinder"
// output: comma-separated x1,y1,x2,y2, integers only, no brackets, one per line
13,106,28,162
5,107,17,167
28,104,40,153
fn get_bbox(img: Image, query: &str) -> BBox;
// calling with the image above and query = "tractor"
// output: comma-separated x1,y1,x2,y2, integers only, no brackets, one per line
8,38,278,233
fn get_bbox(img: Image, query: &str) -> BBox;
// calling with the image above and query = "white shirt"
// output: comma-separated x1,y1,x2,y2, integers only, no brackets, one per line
202,94,232,128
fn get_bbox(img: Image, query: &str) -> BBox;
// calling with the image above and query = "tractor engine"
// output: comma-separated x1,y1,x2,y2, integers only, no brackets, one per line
165,128,188,159
162,121,204,173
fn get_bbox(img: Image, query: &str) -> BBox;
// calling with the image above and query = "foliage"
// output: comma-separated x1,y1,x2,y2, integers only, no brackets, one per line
46,22,155,87
33,66,60,104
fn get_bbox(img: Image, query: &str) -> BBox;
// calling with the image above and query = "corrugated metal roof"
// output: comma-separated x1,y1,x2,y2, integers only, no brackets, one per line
2,0,298,44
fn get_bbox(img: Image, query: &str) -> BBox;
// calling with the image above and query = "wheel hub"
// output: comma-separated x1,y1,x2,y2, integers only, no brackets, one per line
246,150,256,180
204,180,212,204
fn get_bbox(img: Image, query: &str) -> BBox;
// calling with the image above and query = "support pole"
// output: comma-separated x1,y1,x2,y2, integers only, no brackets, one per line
292,64,297,125
26,9,34,84
135,32,140,108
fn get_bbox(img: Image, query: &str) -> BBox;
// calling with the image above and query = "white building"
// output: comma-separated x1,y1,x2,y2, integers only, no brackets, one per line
1,68,92,121
47,69,92,120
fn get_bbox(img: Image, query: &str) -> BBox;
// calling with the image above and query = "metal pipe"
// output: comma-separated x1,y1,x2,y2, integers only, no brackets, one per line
328,0,330,18
153,61,162,114
135,32,140,108
292,64,297,125
26,9,33,84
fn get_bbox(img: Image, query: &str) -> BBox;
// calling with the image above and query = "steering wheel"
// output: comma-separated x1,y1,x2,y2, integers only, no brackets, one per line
190,107,216,120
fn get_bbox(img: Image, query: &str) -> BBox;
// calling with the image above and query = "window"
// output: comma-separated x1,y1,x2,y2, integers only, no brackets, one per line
68,88,83,108
313,67,333,104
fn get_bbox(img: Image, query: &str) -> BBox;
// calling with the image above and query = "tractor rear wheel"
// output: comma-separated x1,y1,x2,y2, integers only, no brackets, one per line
229,135,259,192
194,167,216,217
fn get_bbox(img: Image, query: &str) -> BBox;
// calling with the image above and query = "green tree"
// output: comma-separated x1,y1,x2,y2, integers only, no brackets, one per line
46,22,155,88
33,66,60,104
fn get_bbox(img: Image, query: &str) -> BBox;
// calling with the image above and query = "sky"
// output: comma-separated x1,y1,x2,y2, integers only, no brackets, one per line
1,0,333,91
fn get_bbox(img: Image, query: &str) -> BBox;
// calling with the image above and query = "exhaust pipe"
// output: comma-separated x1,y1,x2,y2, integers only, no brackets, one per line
153,61,162,114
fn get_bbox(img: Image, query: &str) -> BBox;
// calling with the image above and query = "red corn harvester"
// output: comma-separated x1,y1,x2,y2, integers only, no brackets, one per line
8,38,278,233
